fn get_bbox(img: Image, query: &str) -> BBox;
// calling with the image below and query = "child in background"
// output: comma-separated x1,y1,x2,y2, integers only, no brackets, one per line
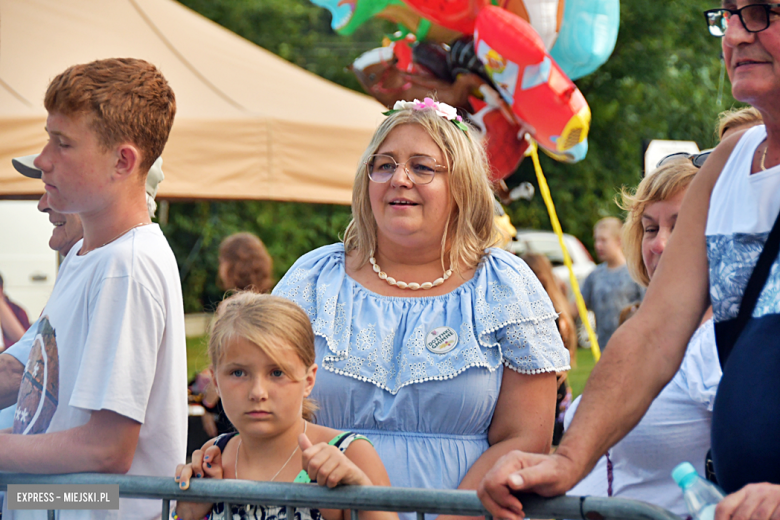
174,293,397,520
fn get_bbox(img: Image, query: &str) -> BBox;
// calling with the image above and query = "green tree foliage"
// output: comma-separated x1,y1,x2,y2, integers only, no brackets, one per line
165,201,352,312
167,0,743,311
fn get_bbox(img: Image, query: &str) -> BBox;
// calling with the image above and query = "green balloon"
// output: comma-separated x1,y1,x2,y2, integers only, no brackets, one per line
311,0,401,35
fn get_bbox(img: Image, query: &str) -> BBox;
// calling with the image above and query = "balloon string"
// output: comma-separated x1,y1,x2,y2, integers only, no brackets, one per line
528,140,601,361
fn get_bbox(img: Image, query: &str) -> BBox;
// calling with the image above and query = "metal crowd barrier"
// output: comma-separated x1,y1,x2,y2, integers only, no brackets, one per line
0,473,679,520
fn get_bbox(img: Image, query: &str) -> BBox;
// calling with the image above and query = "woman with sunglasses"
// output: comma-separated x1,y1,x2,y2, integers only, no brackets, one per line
274,98,569,519
563,157,720,516
479,5,780,520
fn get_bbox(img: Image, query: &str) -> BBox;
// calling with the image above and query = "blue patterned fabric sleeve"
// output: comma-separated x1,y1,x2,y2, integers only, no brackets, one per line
274,244,570,394
476,250,571,374
707,232,780,321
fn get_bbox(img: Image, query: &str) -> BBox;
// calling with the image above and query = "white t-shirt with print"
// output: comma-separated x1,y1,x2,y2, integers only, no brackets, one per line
0,321,37,429
4,224,187,520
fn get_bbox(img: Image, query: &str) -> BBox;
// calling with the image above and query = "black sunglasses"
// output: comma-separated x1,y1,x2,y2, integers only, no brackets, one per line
704,3,780,37
656,151,712,169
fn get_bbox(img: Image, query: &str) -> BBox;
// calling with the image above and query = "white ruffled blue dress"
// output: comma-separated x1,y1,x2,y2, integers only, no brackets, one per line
273,244,569,495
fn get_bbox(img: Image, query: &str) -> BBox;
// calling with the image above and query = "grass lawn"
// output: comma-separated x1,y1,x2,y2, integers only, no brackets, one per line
186,335,598,393
569,347,597,398
187,335,210,380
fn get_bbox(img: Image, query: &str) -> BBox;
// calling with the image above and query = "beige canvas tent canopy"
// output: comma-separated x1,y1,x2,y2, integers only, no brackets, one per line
0,0,385,204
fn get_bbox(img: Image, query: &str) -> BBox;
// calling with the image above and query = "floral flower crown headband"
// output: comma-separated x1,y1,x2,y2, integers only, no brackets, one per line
382,97,470,134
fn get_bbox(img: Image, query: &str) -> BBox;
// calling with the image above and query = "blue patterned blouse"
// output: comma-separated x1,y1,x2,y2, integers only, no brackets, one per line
273,244,569,508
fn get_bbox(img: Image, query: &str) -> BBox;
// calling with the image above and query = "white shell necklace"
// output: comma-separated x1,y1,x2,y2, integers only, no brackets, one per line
235,420,307,481
369,253,452,290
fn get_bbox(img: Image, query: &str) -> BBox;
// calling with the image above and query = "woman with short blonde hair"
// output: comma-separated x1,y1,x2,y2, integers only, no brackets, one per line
564,156,718,515
619,160,699,287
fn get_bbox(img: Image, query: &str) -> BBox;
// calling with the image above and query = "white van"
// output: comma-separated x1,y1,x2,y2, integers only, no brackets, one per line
508,229,596,294
0,200,58,319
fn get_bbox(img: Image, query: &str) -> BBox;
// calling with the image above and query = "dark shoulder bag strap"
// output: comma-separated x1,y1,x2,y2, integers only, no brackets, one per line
707,207,780,484
720,206,780,363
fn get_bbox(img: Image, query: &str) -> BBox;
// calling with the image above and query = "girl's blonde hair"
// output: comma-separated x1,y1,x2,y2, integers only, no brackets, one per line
343,106,498,273
617,158,699,287
208,292,318,422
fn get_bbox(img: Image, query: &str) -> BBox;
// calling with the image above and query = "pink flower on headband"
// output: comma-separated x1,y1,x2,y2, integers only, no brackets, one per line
386,98,469,133
392,97,460,122
414,98,437,111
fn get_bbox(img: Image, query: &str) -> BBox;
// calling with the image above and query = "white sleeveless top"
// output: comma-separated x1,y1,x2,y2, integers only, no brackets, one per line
565,320,720,516
706,125,780,322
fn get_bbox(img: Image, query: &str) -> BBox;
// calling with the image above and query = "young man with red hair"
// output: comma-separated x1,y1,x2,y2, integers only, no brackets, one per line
0,58,186,520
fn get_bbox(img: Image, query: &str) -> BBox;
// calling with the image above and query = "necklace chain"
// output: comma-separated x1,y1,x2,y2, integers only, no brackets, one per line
80,222,149,255
369,253,452,290
235,420,307,481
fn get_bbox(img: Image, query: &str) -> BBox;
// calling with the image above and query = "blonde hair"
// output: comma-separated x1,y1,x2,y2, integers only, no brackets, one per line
208,292,318,422
617,158,699,287
717,106,763,141
593,216,623,239
343,107,498,273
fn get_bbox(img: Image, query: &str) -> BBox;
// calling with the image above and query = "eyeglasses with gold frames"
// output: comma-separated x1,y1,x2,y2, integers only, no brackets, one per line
365,154,447,185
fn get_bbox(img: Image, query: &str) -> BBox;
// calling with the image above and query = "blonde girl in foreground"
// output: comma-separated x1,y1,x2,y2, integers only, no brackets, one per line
174,293,396,520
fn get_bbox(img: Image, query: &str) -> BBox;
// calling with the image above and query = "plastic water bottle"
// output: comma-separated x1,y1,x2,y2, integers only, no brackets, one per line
672,462,725,520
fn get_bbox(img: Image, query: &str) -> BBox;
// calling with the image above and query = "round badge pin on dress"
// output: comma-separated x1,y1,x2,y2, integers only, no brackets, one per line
426,326,459,354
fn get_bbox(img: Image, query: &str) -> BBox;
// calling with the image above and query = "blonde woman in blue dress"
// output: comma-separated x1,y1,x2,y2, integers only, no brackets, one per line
274,98,570,520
